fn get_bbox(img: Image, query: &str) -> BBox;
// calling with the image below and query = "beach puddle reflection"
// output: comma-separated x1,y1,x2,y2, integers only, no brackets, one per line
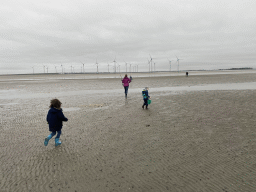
62,107,80,112
0,103,19,106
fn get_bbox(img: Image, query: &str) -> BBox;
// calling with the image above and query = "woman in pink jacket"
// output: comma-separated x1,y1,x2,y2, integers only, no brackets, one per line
122,74,131,98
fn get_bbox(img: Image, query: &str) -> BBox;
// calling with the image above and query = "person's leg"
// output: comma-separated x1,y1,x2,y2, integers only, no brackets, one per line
124,86,128,97
44,131,56,146
145,99,149,109
55,130,62,146
143,98,147,109
50,131,56,137
56,130,62,138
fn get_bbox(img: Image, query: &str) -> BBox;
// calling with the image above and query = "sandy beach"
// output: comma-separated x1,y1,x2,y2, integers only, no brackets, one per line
0,70,256,192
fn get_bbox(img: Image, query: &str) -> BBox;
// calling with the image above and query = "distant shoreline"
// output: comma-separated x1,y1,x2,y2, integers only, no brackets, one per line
0,67,254,76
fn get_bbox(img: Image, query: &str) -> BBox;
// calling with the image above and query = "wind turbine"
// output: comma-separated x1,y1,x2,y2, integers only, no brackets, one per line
70,65,72,73
147,59,150,72
95,59,99,73
129,63,132,73
61,64,64,74
136,64,139,72
149,54,154,73
167,59,172,72
112,56,117,73
46,66,48,73
125,62,128,73
54,65,57,73
80,62,85,73
154,62,156,72
32,66,34,74
42,65,45,73
117,63,121,73
175,55,183,72
107,63,111,73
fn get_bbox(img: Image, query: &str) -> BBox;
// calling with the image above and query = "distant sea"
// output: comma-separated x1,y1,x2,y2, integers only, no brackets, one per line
0,63,255,75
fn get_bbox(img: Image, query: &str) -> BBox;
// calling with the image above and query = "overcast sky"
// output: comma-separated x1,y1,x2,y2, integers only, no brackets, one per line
1,0,256,74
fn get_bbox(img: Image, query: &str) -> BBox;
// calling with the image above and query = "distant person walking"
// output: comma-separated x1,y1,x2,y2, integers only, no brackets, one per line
142,87,150,109
122,74,131,98
44,99,68,147
130,75,133,81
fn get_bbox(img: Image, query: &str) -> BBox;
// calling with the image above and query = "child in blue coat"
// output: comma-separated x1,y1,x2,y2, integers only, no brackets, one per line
142,87,150,109
44,99,68,146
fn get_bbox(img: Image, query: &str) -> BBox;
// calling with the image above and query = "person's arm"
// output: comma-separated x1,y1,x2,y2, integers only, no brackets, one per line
46,112,49,124
58,111,68,121
146,91,150,98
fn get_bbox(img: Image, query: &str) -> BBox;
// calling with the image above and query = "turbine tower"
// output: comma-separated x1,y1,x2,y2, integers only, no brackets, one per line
80,62,85,73
32,66,34,74
42,65,45,73
148,60,150,72
54,65,57,73
61,64,64,74
112,57,117,73
175,55,183,72
149,54,153,73
117,63,121,73
125,62,128,73
167,59,172,72
95,59,99,73
107,63,110,73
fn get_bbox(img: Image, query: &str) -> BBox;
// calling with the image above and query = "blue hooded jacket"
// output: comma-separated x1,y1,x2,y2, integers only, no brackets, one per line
46,108,68,132
142,89,150,99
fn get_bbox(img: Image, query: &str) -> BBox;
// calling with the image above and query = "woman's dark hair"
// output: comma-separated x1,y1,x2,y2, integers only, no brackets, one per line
49,98,62,108
124,74,127,78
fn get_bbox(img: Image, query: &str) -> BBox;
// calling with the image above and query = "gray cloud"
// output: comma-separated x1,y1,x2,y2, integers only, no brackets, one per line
1,0,256,74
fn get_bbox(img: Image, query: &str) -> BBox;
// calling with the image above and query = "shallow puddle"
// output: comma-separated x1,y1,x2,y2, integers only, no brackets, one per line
62,107,81,112
1,82,256,100
0,103,19,106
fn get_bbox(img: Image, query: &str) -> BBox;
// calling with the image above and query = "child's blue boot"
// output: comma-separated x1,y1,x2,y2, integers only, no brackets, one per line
44,135,52,146
55,138,62,146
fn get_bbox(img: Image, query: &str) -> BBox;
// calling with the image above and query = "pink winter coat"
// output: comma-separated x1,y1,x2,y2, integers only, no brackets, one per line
122,77,131,87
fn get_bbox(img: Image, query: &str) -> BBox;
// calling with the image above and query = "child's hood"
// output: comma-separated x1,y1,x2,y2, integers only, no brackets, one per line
50,107,62,113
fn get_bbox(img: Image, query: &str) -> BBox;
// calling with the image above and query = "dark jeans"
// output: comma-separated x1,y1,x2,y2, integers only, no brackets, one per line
124,86,129,95
50,130,62,138
143,98,148,106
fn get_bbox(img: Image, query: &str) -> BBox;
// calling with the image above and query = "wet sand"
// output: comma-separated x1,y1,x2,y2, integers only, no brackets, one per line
0,71,256,192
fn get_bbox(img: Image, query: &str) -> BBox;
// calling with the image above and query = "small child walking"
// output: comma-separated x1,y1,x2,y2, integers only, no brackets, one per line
142,87,150,109
44,99,68,147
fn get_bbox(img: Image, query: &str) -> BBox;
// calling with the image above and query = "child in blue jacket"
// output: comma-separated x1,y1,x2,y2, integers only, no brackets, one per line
44,99,68,146
142,87,150,109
